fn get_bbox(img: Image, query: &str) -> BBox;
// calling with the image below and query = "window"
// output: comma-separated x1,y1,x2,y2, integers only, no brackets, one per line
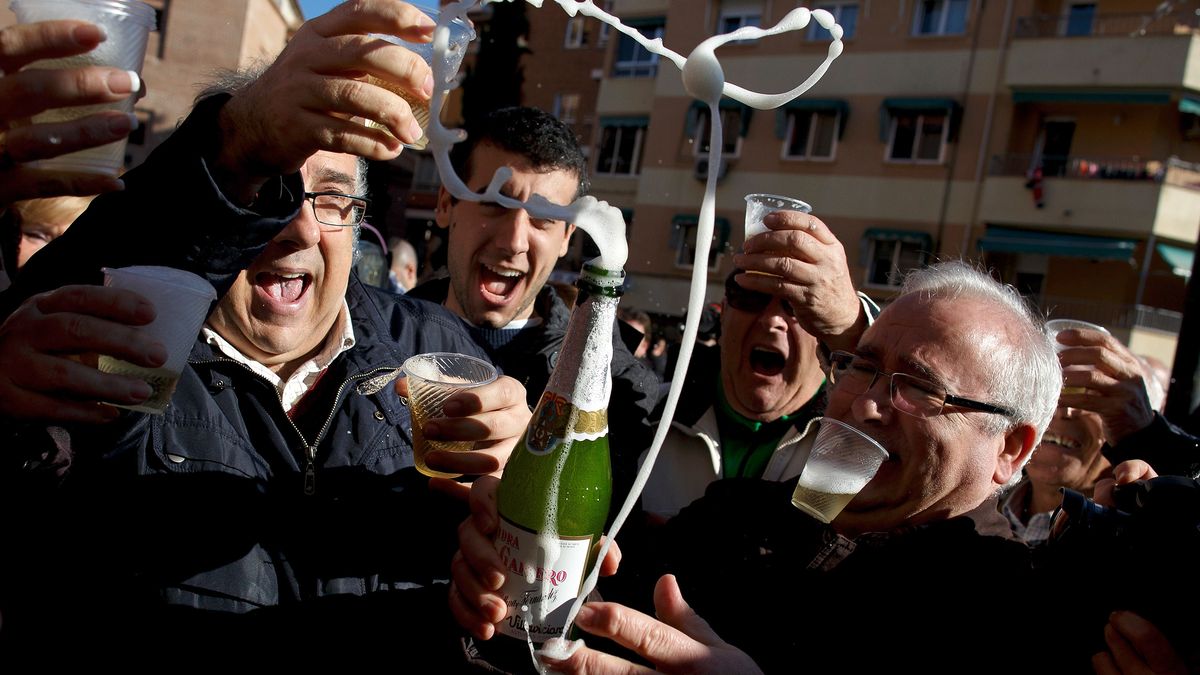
866,238,928,287
693,107,744,157
597,1,614,45
1064,3,1096,37
912,0,968,36
553,93,580,124
596,122,647,176
784,109,839,160
887,111,948,163
717,0,762,41
674,220,725,270
564,17,586,48
808,2,858,40
613,20,665,78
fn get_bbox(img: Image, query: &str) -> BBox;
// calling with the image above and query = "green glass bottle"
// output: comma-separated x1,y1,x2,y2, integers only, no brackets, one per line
493,262,622,646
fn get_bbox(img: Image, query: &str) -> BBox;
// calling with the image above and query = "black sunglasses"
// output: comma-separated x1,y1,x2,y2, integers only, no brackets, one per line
724,274,798,318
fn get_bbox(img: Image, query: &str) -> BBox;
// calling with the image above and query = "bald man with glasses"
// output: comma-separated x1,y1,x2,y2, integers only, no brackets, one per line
635,210,879,522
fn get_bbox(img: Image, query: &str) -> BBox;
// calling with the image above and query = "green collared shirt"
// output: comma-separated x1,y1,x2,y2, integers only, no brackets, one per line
714,377,826,479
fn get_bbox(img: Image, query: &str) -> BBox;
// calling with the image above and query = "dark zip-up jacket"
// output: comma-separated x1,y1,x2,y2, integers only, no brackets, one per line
0,94,494,659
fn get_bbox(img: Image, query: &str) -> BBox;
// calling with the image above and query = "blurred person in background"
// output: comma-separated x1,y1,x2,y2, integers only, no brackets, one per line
388,236,418,293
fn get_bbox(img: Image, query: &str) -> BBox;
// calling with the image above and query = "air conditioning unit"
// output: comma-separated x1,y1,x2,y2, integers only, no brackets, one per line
693,156,728,182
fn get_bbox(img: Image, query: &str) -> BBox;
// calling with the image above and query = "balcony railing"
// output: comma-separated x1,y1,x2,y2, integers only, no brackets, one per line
991,153,1161,180
1015,11,1200,39
1041,296,1184,334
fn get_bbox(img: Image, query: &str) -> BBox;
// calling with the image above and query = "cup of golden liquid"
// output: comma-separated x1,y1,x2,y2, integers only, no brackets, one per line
368,8,475,150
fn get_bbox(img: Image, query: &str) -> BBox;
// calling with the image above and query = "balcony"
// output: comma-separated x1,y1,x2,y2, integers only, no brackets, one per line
1006,11,1200,91
979,156,1200,241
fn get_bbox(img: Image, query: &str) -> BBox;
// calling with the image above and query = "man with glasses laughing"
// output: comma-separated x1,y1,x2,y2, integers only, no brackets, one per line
0,1,533,659
636,209,879,521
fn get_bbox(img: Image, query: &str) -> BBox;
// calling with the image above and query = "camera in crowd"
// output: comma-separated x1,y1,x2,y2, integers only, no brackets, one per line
1033,476,1200,657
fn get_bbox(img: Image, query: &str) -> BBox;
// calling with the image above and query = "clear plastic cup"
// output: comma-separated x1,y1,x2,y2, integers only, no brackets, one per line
10,0,157,175
792,417,889,523
404,352,498,478
1045,318,1110,354
744,193,812,240
367,7,475,150
98,266,217,414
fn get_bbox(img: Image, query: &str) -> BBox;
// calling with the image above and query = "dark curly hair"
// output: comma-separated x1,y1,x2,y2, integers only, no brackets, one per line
451,106,589,200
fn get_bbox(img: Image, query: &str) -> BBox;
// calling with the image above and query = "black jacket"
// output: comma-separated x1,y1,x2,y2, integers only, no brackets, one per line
603,478,1113,674
0,95,491,664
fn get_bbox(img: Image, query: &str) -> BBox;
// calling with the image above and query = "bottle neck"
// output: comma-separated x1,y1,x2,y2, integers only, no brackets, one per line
544,279,619,413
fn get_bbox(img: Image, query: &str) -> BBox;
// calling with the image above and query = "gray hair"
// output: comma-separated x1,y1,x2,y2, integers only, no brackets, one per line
899,262,1060,484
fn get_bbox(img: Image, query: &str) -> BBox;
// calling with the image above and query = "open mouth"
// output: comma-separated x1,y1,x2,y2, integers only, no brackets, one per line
1040,432,1082,450
478,263,525,303
255,271,312,305
749,346,786,376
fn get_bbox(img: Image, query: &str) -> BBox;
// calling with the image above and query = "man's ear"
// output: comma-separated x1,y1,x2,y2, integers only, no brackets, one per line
995,423,1037,485
435,187,452,230
558,223,577,257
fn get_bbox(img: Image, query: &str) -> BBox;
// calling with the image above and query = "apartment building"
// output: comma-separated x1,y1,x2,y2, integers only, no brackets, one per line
1,0,303,171
529,0,1199,367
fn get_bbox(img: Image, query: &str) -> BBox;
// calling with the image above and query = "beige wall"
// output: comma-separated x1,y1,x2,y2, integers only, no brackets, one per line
1006,35,1197,89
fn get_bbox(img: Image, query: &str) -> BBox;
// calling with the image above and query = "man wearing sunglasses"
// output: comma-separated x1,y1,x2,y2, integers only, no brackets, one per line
636,209,879,521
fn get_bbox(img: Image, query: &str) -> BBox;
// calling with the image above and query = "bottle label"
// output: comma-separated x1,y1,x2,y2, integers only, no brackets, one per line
525,391,608,456
494,516,593,642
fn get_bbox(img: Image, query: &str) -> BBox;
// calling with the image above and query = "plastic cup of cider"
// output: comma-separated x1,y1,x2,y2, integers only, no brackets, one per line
367,7,475,150
791,417,889,523
403,352,498,478
98,266,217,414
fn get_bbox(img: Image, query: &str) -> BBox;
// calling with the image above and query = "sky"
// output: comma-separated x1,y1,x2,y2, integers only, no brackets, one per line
298,0,340,20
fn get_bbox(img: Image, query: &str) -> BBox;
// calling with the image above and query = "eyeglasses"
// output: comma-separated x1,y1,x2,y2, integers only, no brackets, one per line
828,350,1015,419
303,191,370,228
724,275,798,319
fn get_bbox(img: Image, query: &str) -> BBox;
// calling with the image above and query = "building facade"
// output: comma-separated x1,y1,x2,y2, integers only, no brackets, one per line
511,0,1199,366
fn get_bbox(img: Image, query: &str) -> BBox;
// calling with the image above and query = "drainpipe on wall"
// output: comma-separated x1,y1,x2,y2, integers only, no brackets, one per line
934,0,988,258
959,0,1014,261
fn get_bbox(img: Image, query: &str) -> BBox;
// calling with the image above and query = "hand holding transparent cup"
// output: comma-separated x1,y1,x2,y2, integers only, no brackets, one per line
367,7,475,150
404,352,498,478
9,0,156,176
1047,318,1110,394
743,193,812,240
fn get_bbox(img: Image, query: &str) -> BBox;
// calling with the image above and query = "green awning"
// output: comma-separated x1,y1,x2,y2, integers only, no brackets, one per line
1157,243,1195,277
686,100,754,137
1013,90,1171,105
879,98,961,141
1180,97,1200,116
978,227,1137,261
774,99,850,139
599,116,649,128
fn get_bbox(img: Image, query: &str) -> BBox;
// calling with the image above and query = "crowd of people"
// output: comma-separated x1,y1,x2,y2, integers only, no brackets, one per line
1,2,1198,672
